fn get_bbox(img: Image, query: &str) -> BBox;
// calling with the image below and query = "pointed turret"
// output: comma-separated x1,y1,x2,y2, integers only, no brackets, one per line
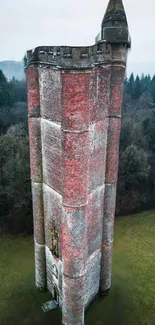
96,0,131,47
102,0,127,26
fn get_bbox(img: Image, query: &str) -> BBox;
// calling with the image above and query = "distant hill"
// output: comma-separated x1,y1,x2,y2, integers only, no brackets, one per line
0,61,25,80
0,59,154,81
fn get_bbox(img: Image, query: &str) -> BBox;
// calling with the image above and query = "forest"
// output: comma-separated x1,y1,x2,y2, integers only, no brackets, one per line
0,70,155,234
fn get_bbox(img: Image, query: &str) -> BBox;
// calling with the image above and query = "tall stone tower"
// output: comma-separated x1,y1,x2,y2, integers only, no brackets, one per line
25,0,130,324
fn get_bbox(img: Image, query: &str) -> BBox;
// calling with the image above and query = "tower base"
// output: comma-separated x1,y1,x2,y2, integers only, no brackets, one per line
99,288,111,297
35,284,47,292
62,323,85,325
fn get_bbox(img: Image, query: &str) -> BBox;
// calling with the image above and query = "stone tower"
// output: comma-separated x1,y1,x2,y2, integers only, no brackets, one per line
25,0,130,324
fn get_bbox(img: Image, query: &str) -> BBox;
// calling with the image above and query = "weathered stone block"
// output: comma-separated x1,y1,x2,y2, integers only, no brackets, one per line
62,205,87,277
88,120,108,192
45,246,62,303
34,241,46,291
86,186,104,256
43,184,62,258
39,68,61,123
62,131,89,206
109,65,125,117
85,249,101,307
28,117,42,183
62,73,90,131
102,221,114,245
26,66,40,117
41,118,61,151
104,182,117,224
100,244,113,293
41,120,62,193
62,275,85,325
96,66,110,119
105,117,121,183
102,182,117,244
32,182,44,245
112,46,128,65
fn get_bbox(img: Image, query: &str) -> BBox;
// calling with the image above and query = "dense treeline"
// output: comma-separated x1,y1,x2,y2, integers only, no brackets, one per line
0,70,155,234
117,73,155,214
0,71,32,234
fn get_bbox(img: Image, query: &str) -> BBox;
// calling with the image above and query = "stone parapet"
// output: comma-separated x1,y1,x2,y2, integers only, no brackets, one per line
25,43,114,70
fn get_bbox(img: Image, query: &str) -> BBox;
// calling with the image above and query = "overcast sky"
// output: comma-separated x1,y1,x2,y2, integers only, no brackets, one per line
0,0,155,75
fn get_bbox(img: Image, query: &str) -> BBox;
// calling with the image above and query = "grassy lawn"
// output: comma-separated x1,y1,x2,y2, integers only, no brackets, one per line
0,210,155,325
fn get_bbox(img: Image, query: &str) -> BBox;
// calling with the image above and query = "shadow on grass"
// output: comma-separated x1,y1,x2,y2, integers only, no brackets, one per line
1,278,62,325
1,265,131,325
85,265,132,325
0,236,61,325
0,235,132,325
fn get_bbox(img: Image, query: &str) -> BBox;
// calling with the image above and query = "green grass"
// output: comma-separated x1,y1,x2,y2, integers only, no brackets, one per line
0,211,155,325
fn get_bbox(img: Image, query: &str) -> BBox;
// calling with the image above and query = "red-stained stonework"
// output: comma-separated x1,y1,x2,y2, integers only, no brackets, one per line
62,73,90,131
28,118,42,183
26,67,40,117
109,66,125,117
105,117,121,183
62,131,89,206
96,66,110,120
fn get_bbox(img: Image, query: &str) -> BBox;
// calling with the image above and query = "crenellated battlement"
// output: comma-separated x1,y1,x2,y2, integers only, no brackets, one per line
25,43,114,69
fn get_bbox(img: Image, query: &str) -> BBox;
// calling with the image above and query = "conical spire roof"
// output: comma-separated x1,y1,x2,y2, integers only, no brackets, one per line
95,0,131,46
102,0,127,27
